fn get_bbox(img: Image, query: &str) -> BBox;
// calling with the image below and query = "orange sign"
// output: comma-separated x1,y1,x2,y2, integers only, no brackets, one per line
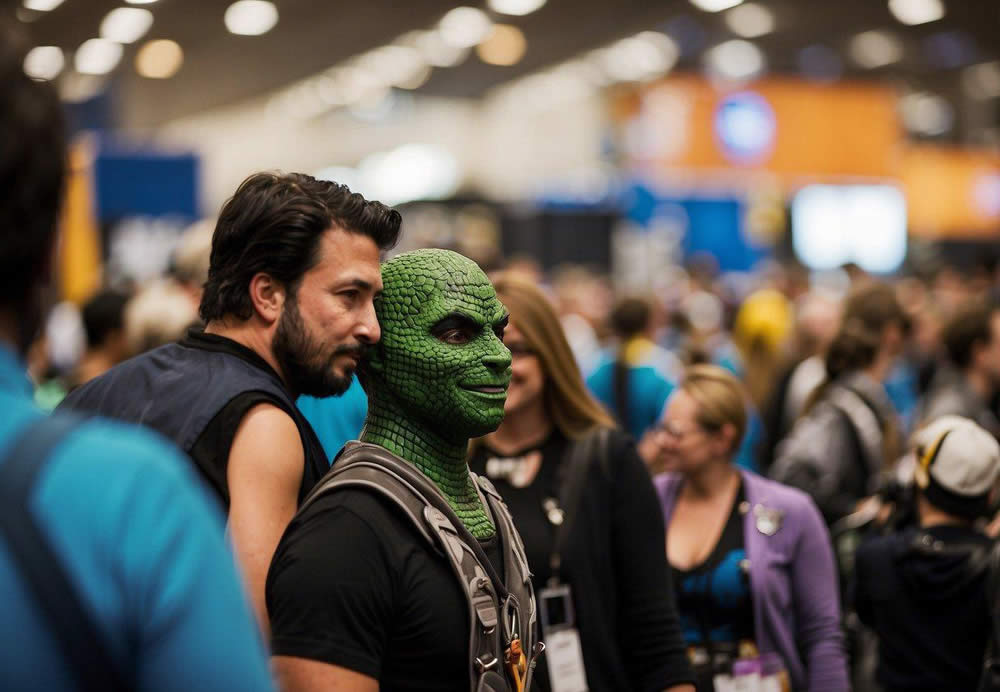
901,146,1000,239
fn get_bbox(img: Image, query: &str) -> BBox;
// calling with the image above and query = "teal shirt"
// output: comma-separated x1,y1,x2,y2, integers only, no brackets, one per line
0,344,275,691
297,378,369,462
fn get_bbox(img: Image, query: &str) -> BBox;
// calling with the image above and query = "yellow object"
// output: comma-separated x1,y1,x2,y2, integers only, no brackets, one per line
733,289,792,354
58,136,102,305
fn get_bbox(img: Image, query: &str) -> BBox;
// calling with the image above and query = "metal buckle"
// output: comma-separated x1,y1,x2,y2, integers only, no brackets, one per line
475,654,498,673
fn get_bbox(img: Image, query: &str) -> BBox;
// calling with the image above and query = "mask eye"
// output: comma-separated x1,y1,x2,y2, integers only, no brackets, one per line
439,328,473,345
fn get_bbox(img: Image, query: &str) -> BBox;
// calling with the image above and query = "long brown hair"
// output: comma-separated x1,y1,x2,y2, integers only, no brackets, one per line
489,273,616,440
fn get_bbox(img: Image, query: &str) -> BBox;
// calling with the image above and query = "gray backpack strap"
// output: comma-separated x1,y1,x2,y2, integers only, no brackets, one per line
477,474,537,654
304,442,515,691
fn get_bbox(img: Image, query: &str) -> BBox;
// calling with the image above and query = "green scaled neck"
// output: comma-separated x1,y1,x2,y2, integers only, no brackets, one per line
361,390,495,539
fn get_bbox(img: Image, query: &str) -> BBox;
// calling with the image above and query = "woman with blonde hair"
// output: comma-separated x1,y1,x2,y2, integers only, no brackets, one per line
469,273,694,692
650,364,848,691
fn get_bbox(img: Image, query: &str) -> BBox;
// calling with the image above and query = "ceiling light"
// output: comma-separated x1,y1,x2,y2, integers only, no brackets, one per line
962,62,1000,100
689,0,743,12
395,64,433,90
900,91,953,135
224,0,279,36
488,0,546,16
888,0,944,26
477,24,527,66
705,39,765,82
601,31,678,82
849,30,903,68
125,0,159,4
135,39,184,79
23,0,64,11
359,45,428,88
724,3,774,38
23,46,64,80
438,7,493,48
100,7,154,44
407,29,470,67
75,38,123,76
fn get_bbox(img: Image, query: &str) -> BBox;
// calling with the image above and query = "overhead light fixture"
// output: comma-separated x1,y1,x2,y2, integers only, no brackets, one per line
724,3,775,38
23,46,64,80
962,61,1000,100
705,39,765,82
477,24,527,66
900,91,953,136
224,0,279,36
23,0,64,11
135,39,184,78
75,38,124,76
438,7,493,48
689,0,743,13
406,29,470,67
849,30,903,68
888,0,944,26
100,7,154,44
359,45,429,88
487,0,546,16
600,31,678,82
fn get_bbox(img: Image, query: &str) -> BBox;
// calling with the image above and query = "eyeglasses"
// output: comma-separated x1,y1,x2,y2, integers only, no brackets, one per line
652,420,711,440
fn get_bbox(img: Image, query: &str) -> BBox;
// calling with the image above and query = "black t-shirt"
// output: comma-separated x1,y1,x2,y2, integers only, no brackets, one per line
468,430,567,588
266,485,506,691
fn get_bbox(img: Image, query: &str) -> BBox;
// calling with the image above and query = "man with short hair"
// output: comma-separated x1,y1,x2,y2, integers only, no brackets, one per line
60,171,401,627
267,249,539,691
918,300,1000,437
852,416,1000,692
0,23,273,690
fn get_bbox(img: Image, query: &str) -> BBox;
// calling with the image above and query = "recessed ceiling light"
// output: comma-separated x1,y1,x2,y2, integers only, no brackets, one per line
477,24,527,66
100,8,154,45
849,30,903,69
405,30,470,68
724,3,774,38
438,7,493,48
487,0,546,16
705,39,766,82
888,0,945,26
135,39,184,79
23,46,64,80
75,38,123,76
23,0,64,12
224,0,279,36
689,0,743,13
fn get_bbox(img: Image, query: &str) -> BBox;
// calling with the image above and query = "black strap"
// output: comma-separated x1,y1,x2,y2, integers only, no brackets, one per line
0,414,130,691
612,356,631,434
548,428,611,584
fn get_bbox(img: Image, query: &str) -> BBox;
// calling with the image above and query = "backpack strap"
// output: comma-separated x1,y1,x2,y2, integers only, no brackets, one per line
305,442,524,691
0,414,129,692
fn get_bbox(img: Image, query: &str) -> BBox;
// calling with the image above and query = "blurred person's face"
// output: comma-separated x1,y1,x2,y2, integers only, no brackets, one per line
654,389,732,474
272,228,382,398
502,321,545,418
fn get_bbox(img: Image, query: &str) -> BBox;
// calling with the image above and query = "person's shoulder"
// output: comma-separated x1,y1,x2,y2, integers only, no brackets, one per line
743,470,824,518
296,483,428,551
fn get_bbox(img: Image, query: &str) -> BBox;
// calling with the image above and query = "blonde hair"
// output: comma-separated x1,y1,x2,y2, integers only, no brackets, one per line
680,364,748,453
490,273,616,439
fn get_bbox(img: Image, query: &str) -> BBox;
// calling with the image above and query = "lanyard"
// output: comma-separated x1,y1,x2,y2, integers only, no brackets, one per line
542,496,567,586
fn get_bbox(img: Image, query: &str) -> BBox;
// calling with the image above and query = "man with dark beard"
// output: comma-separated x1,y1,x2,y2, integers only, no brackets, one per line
59,172,401,630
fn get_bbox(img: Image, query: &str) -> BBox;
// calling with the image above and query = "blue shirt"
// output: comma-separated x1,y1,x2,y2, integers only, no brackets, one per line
0,344,275,691
297,378,369,462
586,340,678,442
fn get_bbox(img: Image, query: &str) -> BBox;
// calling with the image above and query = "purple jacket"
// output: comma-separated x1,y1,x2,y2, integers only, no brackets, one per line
654,469,849,692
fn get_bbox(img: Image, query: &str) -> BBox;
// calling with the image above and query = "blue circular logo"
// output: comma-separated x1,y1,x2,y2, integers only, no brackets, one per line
714,92,776,164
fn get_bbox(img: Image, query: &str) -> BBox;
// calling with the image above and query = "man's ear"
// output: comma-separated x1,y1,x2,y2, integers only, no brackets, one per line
248,273,285,326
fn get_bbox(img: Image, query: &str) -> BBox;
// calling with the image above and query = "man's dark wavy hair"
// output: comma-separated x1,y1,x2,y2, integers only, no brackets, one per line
199,172,402,322
0,22,66,312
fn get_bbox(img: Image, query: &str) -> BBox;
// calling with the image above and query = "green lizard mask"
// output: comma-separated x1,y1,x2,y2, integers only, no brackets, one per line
358,249,511,538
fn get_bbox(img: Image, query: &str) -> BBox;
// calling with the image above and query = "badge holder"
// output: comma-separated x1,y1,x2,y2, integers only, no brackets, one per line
540,494,589,692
